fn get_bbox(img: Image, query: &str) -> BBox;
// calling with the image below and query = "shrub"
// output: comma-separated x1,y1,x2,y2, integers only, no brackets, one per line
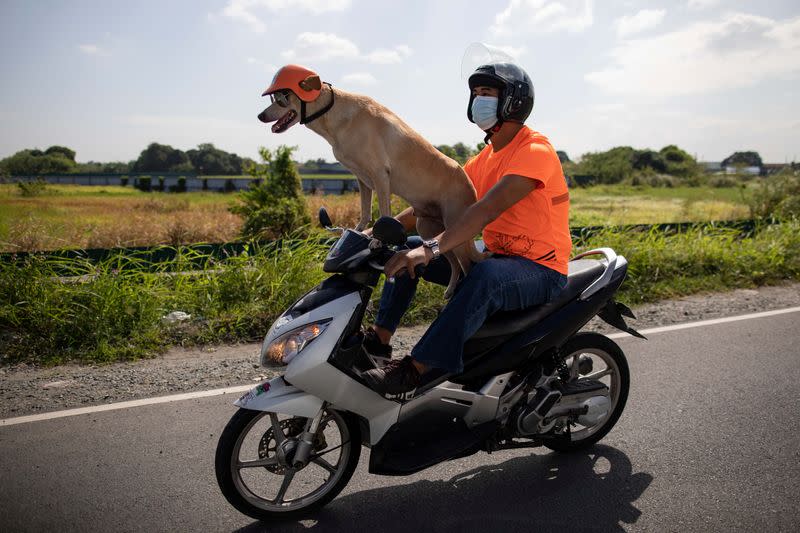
230,146,311,239
120,176,129,187
177,176,187,193
17,179,48,197
137,176,152,192
748,171,800,219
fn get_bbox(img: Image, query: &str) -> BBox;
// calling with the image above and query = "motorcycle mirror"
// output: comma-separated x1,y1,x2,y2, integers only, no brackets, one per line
318,207,333,228
372,216,407,246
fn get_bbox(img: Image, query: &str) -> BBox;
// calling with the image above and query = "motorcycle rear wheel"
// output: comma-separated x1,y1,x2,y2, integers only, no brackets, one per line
215,407,361,521
544,332,630,453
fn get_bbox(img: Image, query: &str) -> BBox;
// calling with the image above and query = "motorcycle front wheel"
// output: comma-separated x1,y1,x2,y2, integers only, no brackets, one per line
215,407,361,521
544,332,630,453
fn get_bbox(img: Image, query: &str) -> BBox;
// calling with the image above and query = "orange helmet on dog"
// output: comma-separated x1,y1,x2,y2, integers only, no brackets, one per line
262,64,322,102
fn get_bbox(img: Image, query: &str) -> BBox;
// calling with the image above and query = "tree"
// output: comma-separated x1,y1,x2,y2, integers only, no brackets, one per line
186,143,244,175
659,145,697,177
230,145,311,239
0,148,76,175
556,150,571,164
44,145,76,161
132,142,190,172
631,150,667,173
576,146,636,184
722,151,763,168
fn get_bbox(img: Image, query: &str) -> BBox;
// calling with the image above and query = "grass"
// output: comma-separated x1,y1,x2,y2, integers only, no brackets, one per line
2,219,798,365
1,183,754,252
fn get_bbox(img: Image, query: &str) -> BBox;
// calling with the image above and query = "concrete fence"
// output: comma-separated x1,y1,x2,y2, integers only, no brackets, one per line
6,174,360,194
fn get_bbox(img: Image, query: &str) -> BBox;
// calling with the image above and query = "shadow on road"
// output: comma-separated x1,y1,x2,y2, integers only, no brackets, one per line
234,444,652,532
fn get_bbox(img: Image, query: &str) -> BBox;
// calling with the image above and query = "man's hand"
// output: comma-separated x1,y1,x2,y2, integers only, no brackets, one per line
384,246,432,280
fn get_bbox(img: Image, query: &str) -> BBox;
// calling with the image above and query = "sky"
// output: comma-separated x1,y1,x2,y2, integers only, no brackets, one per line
0,0,798,165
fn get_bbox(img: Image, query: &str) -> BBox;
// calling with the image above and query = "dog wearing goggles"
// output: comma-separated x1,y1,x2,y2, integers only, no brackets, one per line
258,64,484,299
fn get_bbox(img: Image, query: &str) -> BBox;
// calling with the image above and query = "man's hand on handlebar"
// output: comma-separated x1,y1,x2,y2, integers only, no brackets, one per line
384,246,432,280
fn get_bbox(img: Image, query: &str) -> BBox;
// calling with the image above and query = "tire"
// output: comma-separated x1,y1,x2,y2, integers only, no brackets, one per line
215,407,361,521
544,332,630,453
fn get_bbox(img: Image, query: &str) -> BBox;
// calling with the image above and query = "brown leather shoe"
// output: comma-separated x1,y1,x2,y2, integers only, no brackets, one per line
362,356,421,394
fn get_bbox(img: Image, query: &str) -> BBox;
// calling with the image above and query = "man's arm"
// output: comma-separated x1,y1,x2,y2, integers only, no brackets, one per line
437,175,538,255
384,175,539,278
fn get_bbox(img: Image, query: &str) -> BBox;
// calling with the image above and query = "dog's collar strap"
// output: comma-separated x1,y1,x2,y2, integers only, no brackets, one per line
301,83,334,125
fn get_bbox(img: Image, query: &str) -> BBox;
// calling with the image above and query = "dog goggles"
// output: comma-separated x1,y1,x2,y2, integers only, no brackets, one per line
270,90,291,108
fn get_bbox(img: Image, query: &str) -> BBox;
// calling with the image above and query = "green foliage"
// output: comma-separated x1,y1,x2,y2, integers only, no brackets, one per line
17,179,48,197
722,151,763,168
132,142,191,173
747,171,800,219
137,176,152,192
186,143,244,175
576,146,636,184
556,150,571,164
74,160,132,174
574,145,700,185
2,221,798,365
44,145,76,161
0,239,329,364
659,145,698,178
435,142,481,164
230,146,311,239
0,147,77,175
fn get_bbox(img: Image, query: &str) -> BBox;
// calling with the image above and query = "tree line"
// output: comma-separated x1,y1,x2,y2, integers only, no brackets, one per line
0,140,769,182
0,143,256,176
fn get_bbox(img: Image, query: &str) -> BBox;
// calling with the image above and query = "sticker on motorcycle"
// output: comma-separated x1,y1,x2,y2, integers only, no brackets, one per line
238,382,271,405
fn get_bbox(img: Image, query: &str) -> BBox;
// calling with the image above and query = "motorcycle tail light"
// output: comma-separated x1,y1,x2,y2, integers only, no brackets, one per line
261,320,331,366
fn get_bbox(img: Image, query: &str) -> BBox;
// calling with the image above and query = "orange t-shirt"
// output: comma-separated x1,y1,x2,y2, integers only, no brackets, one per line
464,126,572,275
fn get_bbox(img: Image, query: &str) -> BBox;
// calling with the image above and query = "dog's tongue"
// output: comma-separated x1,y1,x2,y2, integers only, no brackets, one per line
272,109,297,133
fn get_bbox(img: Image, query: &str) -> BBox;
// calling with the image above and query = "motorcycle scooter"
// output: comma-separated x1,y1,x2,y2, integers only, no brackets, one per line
215,209,645,521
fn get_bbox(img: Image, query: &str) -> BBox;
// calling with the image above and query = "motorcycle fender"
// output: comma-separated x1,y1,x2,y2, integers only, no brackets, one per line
234,376,324,418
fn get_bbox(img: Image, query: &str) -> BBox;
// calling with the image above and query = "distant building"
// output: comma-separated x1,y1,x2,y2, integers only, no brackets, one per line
725,166,760,175
702,162,723,173
761,163,789,175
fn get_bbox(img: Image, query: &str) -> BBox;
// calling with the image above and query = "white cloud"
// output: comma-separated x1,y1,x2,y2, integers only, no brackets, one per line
281,33,413,65
78,44,109,56
586,13,800,96
688,0,720,9
364,45,413,64
220,0,351,33
616,9,666,38
282,32,360,62
341,72,378,85
491,0,594,35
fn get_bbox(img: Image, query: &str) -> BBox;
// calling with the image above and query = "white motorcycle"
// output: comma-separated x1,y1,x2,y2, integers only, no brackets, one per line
215,209,645,521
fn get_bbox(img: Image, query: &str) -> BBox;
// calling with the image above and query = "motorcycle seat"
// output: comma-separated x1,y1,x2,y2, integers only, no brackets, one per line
468,259,606,341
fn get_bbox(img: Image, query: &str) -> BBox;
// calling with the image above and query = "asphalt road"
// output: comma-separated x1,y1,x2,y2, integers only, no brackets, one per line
1,311,799,532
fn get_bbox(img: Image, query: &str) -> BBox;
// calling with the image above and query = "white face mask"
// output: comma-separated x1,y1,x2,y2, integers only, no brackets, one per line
471,96,499,130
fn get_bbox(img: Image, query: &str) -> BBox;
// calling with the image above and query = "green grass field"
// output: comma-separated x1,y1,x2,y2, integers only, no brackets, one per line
0,182,754,251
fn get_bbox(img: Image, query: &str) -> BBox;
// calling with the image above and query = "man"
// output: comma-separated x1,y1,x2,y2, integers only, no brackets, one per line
362,62,571,394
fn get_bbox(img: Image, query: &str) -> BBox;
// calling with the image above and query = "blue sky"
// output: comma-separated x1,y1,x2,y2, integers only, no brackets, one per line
1,0,798,164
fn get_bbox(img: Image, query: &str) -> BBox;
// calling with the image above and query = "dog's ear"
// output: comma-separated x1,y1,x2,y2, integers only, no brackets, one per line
299,75,322,92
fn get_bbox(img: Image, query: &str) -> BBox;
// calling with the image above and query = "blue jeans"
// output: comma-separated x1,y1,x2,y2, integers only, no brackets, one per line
375,237,567,374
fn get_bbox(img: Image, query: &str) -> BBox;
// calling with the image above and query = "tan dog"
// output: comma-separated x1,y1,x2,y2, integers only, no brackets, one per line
258,64,484,298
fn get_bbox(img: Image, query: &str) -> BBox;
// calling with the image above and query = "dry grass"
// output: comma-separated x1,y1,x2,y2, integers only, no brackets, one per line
0,185,241,251
0,183,752,252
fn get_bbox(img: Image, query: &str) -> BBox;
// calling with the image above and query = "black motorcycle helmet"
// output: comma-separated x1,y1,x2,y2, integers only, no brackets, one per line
467,62,535,129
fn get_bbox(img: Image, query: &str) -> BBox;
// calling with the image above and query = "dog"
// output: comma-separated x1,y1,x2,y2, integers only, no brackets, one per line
257,64,484,298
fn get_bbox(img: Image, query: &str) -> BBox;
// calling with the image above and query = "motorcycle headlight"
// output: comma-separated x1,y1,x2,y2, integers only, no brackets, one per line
260,320,331,366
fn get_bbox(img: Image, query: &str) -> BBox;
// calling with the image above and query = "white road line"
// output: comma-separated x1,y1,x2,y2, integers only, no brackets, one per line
606,306,800,339
2,306,799,428
0,384,252,427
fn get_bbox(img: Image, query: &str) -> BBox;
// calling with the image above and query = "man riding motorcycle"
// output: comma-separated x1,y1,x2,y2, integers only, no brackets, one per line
363,61,572,394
